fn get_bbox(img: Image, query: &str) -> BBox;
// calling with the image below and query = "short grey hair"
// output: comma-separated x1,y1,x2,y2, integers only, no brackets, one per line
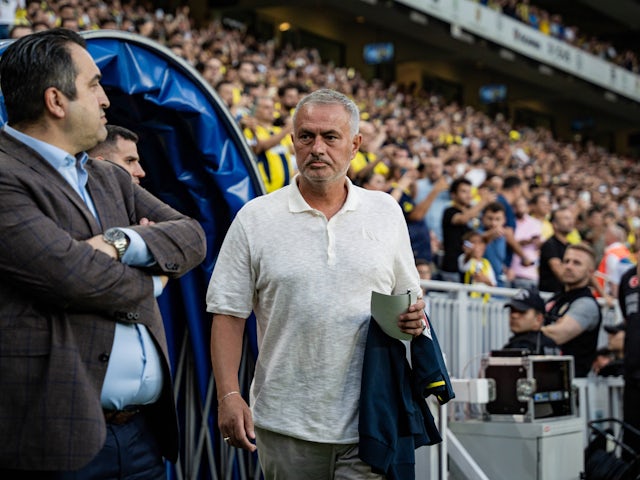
292,88,360,137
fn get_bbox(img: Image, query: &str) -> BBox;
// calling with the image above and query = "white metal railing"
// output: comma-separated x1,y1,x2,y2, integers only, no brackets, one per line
420,280,625,480
422,279,622,379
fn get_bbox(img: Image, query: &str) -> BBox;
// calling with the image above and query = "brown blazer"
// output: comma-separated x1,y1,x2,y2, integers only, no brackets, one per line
0,131,206,470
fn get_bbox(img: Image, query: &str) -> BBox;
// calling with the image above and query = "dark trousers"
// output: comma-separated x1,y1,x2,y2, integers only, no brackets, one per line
0,412,167,479
623,379,640,462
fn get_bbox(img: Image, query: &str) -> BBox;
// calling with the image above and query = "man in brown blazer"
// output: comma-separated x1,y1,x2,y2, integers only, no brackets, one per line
0,29,206,477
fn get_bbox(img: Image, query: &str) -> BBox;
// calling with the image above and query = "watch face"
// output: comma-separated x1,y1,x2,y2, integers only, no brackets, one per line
105,228,125,242
104,228,129,260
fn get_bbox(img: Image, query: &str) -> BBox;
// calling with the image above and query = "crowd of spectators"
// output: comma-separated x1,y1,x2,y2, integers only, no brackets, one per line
478,0,639,73
2,0,639,293
2,0,638,72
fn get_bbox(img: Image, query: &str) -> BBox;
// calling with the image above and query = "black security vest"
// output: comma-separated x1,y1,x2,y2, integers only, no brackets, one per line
503,331,560,356
546,286,602,377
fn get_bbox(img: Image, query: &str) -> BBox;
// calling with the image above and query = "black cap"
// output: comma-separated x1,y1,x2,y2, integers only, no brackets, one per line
505,288,545,313
604,323,625,334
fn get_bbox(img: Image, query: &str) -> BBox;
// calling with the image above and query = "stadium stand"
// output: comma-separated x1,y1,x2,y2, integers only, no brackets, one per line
1,0,639,477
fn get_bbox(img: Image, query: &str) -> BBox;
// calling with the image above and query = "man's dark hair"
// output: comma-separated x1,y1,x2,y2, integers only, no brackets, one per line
98,17,117,29
58,3,75,14
104,124,138,144
449,177,471,195
356,167,385,187
530,192,549,206
502,175,522,190
483,201,506,215
587,205,603,217
277,83,299,98
0,28,86,126
88,125,138,157
215,79,233,90
237,60,255,73
431,145,443,158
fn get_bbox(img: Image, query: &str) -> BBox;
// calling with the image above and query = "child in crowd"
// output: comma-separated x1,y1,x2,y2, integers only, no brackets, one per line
458,230,496,300
480,202,509,287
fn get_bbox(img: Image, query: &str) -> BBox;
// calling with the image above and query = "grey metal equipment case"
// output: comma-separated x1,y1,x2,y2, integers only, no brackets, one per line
481,351,575,422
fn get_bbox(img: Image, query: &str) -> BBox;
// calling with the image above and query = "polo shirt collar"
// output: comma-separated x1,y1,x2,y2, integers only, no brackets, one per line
288,175,360,214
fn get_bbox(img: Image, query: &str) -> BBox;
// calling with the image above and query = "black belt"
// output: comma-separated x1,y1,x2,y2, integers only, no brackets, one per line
103,405,145,425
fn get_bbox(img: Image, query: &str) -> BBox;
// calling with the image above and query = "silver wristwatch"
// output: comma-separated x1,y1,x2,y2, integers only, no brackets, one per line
103,228,130,260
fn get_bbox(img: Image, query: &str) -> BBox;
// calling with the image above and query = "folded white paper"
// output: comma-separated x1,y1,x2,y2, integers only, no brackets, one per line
370,290,417,341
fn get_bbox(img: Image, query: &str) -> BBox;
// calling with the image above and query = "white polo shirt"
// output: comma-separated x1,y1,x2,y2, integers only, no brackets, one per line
206,177,420,443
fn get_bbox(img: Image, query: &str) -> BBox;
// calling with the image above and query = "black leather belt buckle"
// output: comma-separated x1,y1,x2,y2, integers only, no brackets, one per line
103,406,142,425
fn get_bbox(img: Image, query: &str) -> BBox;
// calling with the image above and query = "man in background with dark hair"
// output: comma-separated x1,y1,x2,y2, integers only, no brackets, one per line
348,119,389,183
529,192,553,240
274,82,301,127
414,151,450,255
497,174,534,269
88,124,147,184
580,206,606,264
539,206,575,293
440,177,495,282
198,57,224,88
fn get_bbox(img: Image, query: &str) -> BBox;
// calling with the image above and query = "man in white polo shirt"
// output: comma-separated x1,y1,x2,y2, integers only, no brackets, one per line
207,88,427,478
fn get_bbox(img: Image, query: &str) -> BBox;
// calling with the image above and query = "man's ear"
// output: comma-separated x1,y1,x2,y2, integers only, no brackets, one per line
43,87,66,119
351,133,362,159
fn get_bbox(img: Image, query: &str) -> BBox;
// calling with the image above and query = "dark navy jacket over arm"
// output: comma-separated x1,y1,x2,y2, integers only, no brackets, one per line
359,317,454,479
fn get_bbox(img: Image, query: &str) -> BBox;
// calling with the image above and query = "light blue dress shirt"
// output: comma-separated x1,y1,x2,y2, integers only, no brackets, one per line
4,125,164,409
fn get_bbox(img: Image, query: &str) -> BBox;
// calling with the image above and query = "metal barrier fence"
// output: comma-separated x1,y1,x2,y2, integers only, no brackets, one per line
172,330,260,480
425,283,512,379
423,280,622,379
171,280,624,479
422,281,625,480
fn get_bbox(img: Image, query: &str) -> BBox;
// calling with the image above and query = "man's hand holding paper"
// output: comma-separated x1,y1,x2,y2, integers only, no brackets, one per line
371,291,427,340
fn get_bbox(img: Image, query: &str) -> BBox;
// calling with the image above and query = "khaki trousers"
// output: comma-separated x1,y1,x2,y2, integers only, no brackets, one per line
255,426,386,480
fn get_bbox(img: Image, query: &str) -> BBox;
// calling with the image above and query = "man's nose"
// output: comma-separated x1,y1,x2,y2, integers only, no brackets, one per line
134,164,146,178
98,84,110,109
310,136,326,153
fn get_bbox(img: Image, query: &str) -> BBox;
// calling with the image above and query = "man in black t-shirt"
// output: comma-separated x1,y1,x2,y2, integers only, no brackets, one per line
538,207,574,293
440,178,495,282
